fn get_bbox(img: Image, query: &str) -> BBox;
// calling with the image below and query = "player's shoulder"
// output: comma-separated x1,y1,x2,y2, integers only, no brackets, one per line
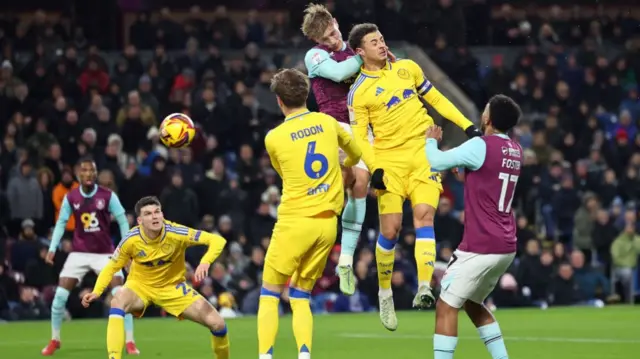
97,185,113,193
164,220,190,236
347,73,371,104
120,226,143,247
394,58,420,71
304,48,329,70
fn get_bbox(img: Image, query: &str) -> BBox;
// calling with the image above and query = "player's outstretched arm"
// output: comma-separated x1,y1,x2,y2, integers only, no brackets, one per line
46,196,72,263
335,120,362,167
264,132,283,177
425,133,486,172
305,48,363,82
406,60,480,137
92,241,132,296
189,230,227,264
108,193,130,241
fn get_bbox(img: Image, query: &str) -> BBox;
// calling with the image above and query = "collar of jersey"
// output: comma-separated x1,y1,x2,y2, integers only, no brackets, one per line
140,223,166,243
285,109,310,121
359,61,392,78
79,184,98,198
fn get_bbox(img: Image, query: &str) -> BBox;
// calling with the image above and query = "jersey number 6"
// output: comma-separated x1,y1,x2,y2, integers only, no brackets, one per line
304,141,328,179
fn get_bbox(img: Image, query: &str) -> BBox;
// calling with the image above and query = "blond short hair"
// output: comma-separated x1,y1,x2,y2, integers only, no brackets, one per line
301,3,333,40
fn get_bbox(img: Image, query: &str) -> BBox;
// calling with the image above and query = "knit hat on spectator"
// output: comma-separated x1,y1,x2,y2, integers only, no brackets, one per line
22,219,35,229
1,60,12,70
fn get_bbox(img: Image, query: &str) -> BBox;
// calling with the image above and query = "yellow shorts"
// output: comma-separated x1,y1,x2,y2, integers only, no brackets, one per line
263,214,337,291
376,143,443,214
124,280,201,319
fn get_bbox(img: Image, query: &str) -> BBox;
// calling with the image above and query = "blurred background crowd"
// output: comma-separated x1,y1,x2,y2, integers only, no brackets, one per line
1,0,639,321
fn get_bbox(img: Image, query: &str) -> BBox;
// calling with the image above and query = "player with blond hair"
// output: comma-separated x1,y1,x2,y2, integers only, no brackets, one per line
347,23,482,331
258,68,366,359
301,4,391,295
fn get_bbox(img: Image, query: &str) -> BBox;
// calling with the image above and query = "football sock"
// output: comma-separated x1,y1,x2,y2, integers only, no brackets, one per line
111,286,135,342
339,196,366,267
51,287,70,340
415,226,436,287
478,322,509,359
107,308,126,359
257,287,280,359
211,325,230,359
376,233,396,296
433,334,458,359
289,288,313,358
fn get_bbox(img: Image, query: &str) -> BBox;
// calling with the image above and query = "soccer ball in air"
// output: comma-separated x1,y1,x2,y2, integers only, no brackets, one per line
159,113,195,148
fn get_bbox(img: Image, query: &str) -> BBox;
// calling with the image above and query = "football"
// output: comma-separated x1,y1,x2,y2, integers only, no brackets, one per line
159,113,196,148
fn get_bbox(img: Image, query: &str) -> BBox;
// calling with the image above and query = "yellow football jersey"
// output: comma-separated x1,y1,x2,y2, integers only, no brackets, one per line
265,109,362,217
348,59,473,169
92,220,226,294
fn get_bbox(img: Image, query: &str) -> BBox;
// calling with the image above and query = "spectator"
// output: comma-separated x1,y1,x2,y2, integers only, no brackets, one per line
610,215,640,301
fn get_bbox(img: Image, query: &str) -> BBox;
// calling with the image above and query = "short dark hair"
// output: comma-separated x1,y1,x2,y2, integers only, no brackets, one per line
270,68,310,108
134,196,161,216
488,94,521,133
77,156,95,166
348,23,379,51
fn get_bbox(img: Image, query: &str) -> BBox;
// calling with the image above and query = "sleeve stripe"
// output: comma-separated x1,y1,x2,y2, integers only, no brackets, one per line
165,225,189,235
118,229,140,248
347,74,367,107
417,79,427,89
419,83,433,96
194,230,202,242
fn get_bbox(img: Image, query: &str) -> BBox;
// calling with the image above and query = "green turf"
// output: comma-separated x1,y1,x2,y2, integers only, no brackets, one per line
1,307,639,358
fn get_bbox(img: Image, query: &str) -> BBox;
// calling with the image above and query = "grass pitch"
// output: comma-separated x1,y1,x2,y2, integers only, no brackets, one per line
1,306,638,358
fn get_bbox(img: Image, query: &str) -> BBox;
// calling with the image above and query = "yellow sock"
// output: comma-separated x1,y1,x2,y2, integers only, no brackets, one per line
376,234,396,291
106,308,125,359
211,325,230,359
415,227,436,287
290,289,313,355
257,290,280,356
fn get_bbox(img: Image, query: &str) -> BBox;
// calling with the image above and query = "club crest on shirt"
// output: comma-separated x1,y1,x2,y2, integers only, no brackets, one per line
96,198,105,210
161,243,175,255
397,68,410,80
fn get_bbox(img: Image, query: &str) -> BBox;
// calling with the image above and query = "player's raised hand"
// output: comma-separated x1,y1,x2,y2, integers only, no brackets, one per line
81,292,99,308
426,125,443,142
45,251,55,265
195,263,211,283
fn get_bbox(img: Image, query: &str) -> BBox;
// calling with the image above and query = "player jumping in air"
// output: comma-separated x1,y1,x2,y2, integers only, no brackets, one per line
347,23,482,331
82,196,230,359
426,95,522,359
258,68,365,359
301,4,392,295
42,157,139,356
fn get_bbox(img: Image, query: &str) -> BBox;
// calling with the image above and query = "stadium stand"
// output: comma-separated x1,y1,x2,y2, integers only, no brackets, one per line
0,1,639,323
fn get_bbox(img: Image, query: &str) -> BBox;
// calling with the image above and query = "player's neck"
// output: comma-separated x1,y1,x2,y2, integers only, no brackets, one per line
81,184,95,195
363,59,386,72
142,227,162,240
486,127,503,137
282,106,308,119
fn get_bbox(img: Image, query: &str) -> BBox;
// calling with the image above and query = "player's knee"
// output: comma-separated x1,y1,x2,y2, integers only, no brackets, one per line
352,174,369,198
205,311,226,333
110,292,130,311
413,204,435,226
380,226,400,240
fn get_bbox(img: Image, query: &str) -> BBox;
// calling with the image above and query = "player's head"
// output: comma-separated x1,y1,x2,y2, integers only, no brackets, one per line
481,94,521,134
301,4,342,51
348,23,387,63
135,196,164,232
77,156,97,187
270,68,310,113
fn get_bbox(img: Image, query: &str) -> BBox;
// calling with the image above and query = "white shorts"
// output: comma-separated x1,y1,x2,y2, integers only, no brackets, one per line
439,250,515,308
59,252,124,281
338,122,372,172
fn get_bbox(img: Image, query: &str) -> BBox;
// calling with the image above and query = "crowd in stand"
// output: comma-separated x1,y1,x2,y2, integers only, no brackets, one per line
1,3,640,321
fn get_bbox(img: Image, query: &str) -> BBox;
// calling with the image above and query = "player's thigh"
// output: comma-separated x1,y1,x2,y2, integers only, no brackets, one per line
113,283,147,315
439,251,487,309
264,217,316,281
181,296,225,330
468,253,516,304
59,252,91,280
409,176,442,212
296,215,338,284
156,281,202,318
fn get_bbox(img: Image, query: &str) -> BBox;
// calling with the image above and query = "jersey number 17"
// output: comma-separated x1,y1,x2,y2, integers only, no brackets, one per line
497,172,518,213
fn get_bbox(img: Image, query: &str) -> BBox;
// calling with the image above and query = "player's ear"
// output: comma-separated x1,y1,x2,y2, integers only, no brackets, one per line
355,47,365,56
136,216,142,225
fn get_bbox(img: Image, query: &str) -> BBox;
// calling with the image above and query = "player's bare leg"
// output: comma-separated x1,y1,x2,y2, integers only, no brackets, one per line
433,297,461,358
338,167,369,296
42,277,77,356
412,203,437,309
181,298,230,359
376,212,402,331
107,288,146,359
464,301,509,359
109,276,139,355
